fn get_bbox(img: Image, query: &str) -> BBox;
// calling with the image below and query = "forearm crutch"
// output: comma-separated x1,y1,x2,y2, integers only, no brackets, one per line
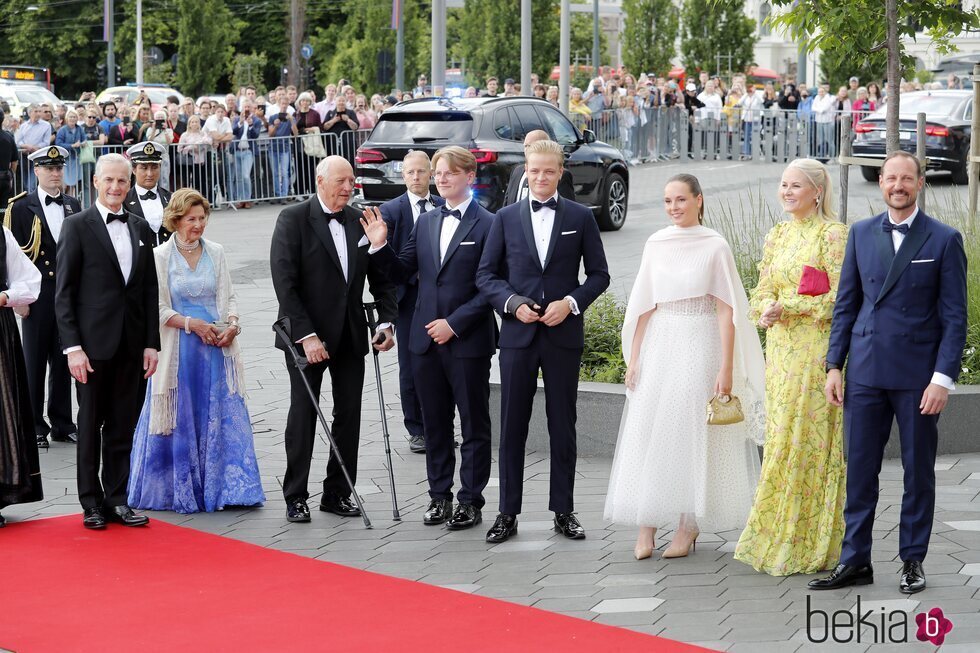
363,302,401,521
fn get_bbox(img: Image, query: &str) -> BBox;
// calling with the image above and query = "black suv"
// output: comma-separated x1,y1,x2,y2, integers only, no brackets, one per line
352,96,629,230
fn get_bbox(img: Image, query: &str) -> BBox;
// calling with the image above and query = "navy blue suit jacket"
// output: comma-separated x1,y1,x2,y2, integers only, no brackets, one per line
827,211,967,390
378,192,445,303
372,201,497,358
476,196,610,350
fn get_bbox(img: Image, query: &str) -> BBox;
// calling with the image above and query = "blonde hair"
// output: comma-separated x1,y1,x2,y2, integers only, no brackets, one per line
163,188,211,232
431,145,477,174
524,139,564,167
784,158,837,221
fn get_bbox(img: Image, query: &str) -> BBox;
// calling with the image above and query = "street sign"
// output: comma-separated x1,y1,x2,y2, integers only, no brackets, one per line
301,44,313,60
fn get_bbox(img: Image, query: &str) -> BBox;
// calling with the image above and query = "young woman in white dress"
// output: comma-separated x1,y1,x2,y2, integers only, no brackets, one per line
603,174,766,560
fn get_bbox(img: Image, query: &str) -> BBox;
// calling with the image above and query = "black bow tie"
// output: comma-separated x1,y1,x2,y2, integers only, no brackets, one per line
531,197,558,212
45,194,64,206
106,211,128,224
440,206,462,219
140,190,157,201
882,221,910,235
327,210,345,224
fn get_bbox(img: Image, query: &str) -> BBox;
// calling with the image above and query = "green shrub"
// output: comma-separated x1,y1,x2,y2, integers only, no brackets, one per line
580,292,627,383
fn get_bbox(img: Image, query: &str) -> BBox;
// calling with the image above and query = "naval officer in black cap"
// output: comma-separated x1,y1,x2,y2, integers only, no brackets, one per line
5,145,80,448
125,141,171,247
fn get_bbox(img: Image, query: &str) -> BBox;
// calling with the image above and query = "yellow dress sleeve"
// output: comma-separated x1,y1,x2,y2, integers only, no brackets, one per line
748,223,781,323
779,221,848,320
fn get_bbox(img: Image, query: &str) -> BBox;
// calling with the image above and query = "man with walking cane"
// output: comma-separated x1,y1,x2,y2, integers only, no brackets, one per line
270,155,397,524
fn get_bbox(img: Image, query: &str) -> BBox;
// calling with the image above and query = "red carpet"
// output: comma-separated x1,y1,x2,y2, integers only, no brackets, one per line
0,515,716,653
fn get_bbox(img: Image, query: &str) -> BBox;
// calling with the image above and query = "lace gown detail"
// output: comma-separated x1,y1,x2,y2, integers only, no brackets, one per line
128,249,265,513
604,295,761,533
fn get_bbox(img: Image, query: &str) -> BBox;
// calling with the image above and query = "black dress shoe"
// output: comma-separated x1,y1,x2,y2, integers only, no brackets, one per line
423,498,452,525
900,560,926,594
553,512,586,539
447,504,482,531
808,563,874,590
106,505,149,526
486,513,518,543
82,507,106,530
286,500,311,523
319,495,361,517
409,434,426,453
51,432,78,443
36,434,49,449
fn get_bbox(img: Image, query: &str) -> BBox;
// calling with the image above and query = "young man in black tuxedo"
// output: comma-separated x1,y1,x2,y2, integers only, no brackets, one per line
361,146,497,530
6,145,80,448
503,130,575,207
270,155,397,523
124,141,172,247
477,139,610,543
55,153,160,530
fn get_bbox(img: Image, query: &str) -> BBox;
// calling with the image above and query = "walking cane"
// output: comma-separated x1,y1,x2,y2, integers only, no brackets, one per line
363,302,401,521
272,317,372,529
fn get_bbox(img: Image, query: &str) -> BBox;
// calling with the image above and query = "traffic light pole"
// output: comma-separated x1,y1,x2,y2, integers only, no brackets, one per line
106,0,116,86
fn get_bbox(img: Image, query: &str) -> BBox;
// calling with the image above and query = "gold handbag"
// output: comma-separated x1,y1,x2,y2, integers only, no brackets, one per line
706,394,744,425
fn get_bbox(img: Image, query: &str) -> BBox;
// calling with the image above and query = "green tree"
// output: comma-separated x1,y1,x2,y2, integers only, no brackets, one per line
114,0,179,84
175,0,242,97
232,52,269,94
818,48,885,92
622,0,678,77
768,0,980,152
680,0,756,76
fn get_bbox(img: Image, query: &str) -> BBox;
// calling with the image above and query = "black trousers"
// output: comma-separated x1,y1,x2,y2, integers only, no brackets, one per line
75,344,143,509
497,333,582,515
282,325,365,502
412,346,491,509
21,288,75,438
395,285,423,438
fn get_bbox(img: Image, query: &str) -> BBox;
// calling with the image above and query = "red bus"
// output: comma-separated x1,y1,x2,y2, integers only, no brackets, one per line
0,66,52,91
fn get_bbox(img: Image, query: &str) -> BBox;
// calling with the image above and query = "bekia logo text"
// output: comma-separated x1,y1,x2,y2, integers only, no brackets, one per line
806,595,953,645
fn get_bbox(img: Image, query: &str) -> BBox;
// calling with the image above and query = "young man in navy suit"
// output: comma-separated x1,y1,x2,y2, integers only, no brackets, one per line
362,146,497,530
811,151,967,594
377,150,445,454
476,140,610,543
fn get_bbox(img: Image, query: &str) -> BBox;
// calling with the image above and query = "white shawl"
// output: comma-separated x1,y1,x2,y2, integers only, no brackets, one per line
622,225,767,444
149,237,246,435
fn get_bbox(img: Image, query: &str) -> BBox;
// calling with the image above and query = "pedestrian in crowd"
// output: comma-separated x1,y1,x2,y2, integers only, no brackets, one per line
125,141,172,247
0,219,42,527
777,82,800,112
761,82,779,158
107,111,136,148
867,81,883,105
374,150,445,454
225,93,240,118
133,104,152,138
204,105,233,204
54,110,85,197
322,96,359,161
55,153,160,530
683,83,705,155
696,80,723,158
167,103,185,140
606,173,765,560
532,84,546,99
15,104,52,191
476,139,610,544
176,116,212,198
313,84,337,120
198,100,212,123
362,146,497,531
268,95,298,202
946,73,961,90
98,102,121,137
545,86,559,106
811,151,967,594
568,88,591,131
0,111,17,211
504,130,575,206
412,74,427,97
231,99,262,209
270,155,397,523
79,108,104,205
834,86,852,154
128,189,265,514
354,95,376,130
180,97,196,122
252,101,273,199
735,158,847,576
286,86,299,108
371,94,386,116
6,146,80,450
140,111,174,189
295,92,324,197
463,86,477,98
481,77,499,98
811,84,836,161
847,76,860,101
39,104,57,137
851,86,876,128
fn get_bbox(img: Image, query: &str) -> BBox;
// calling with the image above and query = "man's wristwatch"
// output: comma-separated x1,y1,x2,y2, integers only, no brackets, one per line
565,297,576,313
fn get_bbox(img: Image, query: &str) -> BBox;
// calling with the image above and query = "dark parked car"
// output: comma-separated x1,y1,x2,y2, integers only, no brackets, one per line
853,90,972,184
352,96,629,230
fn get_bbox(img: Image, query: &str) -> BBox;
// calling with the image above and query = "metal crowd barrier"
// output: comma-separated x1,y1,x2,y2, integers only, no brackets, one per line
7,128,374,211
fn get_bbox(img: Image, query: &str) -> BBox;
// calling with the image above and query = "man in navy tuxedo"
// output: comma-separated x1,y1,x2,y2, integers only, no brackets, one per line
378,150,445,454
362,146,497,530
811,151,967,594
476,139,609,543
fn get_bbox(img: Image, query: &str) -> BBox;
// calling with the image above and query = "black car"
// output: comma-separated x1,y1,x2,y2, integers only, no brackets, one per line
852,90,972,184
352,96,629,230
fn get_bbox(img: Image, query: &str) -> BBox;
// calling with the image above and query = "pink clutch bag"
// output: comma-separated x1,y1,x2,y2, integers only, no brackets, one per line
798,265,830,296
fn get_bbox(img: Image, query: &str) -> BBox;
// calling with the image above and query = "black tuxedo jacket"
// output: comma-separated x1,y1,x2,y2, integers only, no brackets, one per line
8,190,81,289
270,198,397,356
503,165,575,207
54,205,161,360
378,192,445,303
124,186,172,246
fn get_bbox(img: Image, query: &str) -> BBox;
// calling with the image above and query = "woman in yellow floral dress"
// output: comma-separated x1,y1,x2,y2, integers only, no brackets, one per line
734,158,847,576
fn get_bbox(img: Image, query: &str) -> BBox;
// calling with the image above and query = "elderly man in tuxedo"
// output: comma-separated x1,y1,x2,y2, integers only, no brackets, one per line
270,155,397,523
124,141,172,247
503,130,575,207
811,151,967,594
55,153,160,529
6,146,80,449
476,139,609,543
378,150,445,454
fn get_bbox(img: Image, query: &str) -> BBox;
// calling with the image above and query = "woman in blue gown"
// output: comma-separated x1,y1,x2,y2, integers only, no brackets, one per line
128,189,265,513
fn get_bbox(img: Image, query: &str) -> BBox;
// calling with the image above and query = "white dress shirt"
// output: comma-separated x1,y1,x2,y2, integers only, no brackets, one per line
440,197,471,264
37,188,66,244
517,170,529,201
135,184,164,235
886,206,954,390
1,226,41,306
95,200,134,283
406,190,434,222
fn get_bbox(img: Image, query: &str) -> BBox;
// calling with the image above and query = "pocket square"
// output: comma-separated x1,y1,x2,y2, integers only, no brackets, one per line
459,241,476,246
911,259,935,264
139,241,146,247
357,235,370,247
561,230,577,235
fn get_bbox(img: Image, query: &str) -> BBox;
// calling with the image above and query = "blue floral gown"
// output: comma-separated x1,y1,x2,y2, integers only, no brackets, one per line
128,249,265,513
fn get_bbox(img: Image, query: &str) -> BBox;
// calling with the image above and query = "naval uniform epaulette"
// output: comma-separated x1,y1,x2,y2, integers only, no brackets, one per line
2,190,28,228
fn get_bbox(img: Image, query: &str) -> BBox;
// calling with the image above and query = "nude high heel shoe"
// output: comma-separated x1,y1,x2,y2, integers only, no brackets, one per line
634,527,657,560
661,530,699,559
